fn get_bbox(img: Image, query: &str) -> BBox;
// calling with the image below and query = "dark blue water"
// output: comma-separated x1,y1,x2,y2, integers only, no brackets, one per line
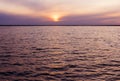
0,26,120,81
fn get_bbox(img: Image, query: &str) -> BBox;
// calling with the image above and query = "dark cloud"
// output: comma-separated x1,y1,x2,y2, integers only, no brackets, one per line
59,14,120,25
0,12,119,25
0,12,50,25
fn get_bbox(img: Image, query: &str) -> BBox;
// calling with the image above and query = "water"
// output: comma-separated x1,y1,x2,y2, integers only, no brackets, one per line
0,26,120,81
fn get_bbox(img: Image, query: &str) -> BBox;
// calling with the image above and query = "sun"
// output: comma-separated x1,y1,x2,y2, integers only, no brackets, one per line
51,14,61,22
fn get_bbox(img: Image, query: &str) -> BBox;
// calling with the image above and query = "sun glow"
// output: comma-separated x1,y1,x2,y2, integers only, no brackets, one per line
51,14,61,22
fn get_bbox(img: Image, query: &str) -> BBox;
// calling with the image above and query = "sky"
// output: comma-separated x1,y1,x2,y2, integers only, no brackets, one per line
0,0,120,25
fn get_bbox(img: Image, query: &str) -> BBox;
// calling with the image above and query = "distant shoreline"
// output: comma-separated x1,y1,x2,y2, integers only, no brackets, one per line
0,25,120,26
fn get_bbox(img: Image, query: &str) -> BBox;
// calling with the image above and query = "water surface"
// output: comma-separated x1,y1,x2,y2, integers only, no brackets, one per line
0,26,120,81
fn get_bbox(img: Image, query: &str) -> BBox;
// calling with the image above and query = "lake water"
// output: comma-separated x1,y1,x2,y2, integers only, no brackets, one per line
0,26,120,81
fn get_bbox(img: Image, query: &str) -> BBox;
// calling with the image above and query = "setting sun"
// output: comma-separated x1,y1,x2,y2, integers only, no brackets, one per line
51,14,61,22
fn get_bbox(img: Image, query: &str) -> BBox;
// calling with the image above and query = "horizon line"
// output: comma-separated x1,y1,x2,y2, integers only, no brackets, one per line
0,25,120,26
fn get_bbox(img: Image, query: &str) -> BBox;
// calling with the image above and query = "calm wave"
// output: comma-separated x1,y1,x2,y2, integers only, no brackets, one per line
0,26,120,81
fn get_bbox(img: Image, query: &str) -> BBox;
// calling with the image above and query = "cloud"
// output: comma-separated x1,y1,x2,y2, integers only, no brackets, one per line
0,11,120,25
0,12,51,25
1,0,47,11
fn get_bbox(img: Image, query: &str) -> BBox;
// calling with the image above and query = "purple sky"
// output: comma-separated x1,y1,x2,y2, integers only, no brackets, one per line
0,0,120,25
